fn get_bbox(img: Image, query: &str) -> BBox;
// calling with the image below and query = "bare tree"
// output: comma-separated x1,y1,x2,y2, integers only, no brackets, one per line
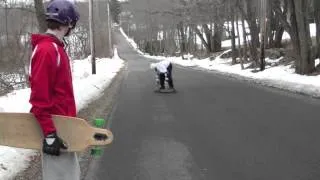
272,0,314,74
314,0,320,58
293,0,313,74
33,0,46,32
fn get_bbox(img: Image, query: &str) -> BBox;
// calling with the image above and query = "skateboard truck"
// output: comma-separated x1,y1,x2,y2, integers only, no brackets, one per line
91,118,107,157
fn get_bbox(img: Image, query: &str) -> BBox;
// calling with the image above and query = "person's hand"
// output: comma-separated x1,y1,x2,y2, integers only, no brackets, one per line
43,132,68,156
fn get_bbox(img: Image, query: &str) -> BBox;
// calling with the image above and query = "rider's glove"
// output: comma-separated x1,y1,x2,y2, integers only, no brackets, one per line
43,132,68,156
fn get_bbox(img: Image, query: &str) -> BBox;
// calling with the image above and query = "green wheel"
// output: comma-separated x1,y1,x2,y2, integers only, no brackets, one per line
92,118,106,157
94,118,106,128
91,147,104,157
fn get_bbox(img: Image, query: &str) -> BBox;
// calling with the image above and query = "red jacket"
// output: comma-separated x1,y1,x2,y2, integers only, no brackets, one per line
29,34,76,136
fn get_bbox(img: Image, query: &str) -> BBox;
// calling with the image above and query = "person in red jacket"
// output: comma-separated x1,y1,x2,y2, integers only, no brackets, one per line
29,0,80,179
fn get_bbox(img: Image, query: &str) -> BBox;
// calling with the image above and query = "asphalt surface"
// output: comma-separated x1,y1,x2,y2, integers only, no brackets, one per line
85,30,320,180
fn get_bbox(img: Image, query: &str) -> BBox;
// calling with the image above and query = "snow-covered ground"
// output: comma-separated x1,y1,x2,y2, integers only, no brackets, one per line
0,49,124,180
120,27,320,98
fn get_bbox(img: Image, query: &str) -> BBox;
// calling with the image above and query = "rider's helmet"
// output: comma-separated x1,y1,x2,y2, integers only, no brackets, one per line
46,0,80,28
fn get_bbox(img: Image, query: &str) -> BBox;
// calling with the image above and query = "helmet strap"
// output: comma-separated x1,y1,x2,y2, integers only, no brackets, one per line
62,38,69,50
65,28,72,37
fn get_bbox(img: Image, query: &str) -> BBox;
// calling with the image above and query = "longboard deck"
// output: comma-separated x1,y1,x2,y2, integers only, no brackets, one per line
0,113,113,152
154,89,177,93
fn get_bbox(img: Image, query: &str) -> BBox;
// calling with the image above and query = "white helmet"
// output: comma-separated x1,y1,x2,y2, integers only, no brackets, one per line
150,63,157,69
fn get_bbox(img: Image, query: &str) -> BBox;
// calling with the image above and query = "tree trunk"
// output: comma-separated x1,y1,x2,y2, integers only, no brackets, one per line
238,0,259,65
274,26,284,48
213,21,223,52
292,0,313,74
241,13,249,62
34,0,47,32
193,24,210,53
203,24,213,54
231,14,237,64
260,0,267,71
314,0,320,58
194,29,197,54
188,25,194,54
267,3,274,48
236,14,244,69
178,21,187,55
272,0,287,48
210,19,214,53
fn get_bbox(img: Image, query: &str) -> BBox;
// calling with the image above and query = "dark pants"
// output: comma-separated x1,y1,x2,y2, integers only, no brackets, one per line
159,63,174,89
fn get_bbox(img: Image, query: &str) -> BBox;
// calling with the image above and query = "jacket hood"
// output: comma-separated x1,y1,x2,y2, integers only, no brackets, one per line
31,34,64,49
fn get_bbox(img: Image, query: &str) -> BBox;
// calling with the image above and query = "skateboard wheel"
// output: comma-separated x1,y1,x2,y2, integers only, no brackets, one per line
91,147,104,157
94,118,105,128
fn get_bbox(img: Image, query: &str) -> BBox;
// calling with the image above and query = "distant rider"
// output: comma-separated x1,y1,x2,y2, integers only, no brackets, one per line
150,60,175,90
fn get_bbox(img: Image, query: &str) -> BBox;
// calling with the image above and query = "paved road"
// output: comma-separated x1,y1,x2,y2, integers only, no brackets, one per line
85,30,320,180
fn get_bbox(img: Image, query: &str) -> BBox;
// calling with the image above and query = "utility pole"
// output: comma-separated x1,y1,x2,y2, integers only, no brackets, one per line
146,0,153,54
107,0,112,57
4,0,8,43
89,0,96,74
260,0,267,71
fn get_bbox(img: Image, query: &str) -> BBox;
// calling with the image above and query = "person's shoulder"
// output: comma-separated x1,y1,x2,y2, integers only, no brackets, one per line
35,41,56,55
160,60,171,65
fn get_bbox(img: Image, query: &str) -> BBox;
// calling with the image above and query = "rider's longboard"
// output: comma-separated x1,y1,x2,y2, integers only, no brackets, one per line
154,88,177,93
0,113,113,152
154,77,176,93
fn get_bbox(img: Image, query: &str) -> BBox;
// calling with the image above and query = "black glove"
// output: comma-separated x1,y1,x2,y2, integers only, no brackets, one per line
43,132,68,156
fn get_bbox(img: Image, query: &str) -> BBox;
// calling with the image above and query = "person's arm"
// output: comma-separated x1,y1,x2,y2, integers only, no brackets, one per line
29,45,67,156
29,46,57,136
